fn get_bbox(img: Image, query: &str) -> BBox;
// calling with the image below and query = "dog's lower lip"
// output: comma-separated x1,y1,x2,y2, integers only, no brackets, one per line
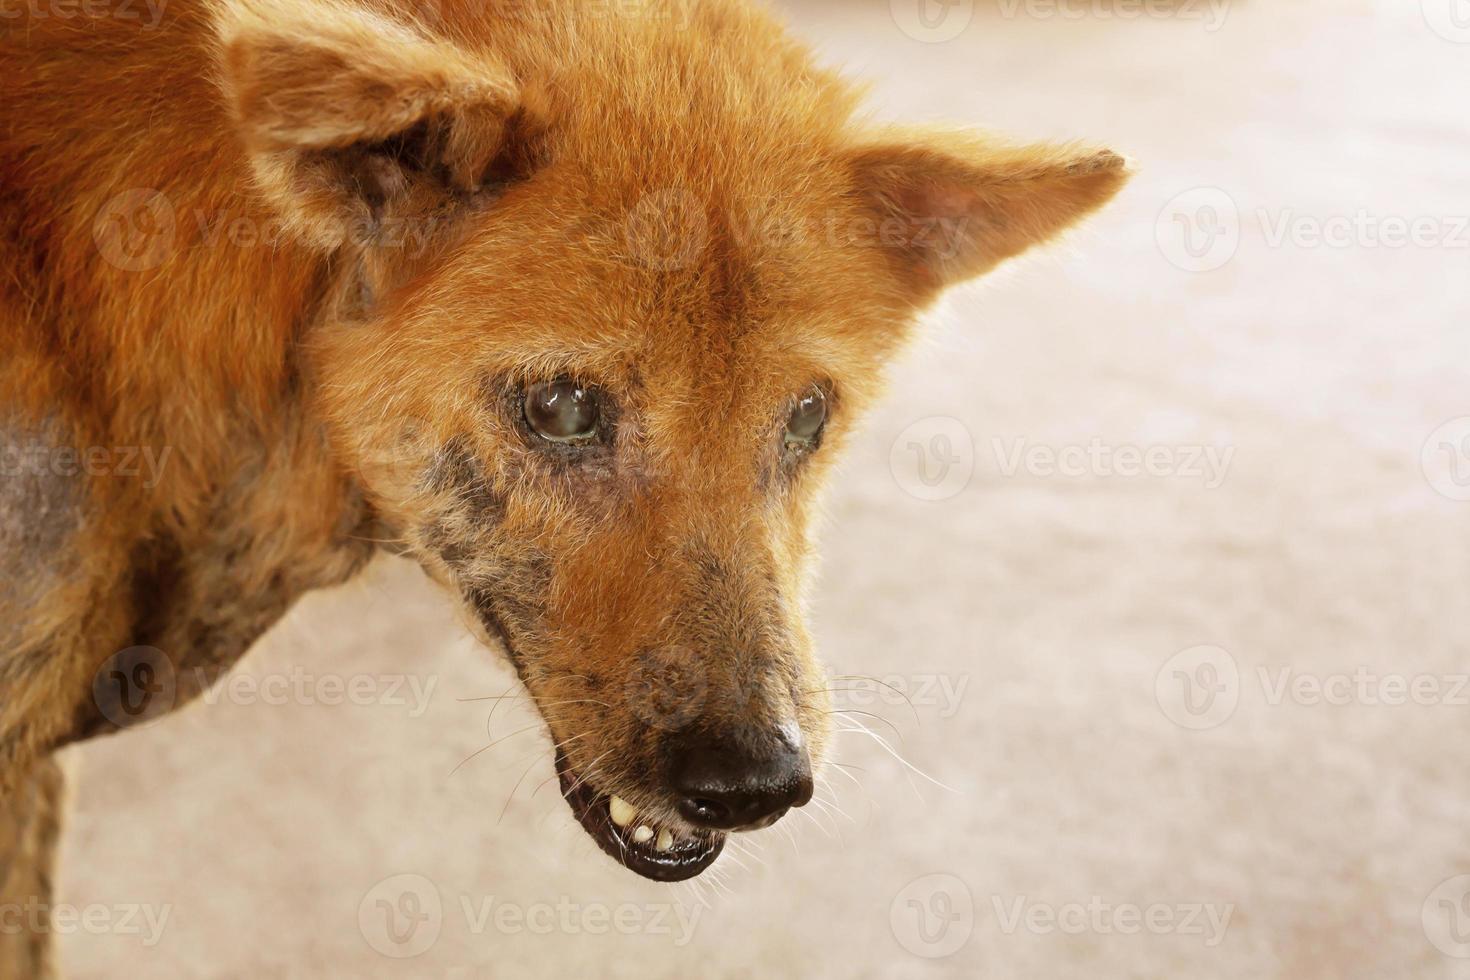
555,751,724,882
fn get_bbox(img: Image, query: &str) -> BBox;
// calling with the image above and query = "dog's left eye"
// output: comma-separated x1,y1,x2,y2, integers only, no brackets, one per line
524,378,600,443
783,385,827,448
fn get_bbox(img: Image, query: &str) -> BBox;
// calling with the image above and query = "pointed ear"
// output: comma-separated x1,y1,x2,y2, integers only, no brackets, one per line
215,0,542,248
844,132,1131,296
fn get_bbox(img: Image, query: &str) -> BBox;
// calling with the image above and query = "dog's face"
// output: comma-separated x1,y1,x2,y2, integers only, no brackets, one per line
218,0,1127,880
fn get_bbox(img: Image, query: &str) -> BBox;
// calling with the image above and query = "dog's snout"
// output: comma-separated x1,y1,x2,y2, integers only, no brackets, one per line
669,726,814,831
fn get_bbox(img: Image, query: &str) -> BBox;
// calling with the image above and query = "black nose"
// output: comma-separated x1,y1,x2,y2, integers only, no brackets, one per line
668,726,814,831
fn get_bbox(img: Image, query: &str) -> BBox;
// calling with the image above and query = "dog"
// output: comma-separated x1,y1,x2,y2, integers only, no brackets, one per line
0,0,1128,972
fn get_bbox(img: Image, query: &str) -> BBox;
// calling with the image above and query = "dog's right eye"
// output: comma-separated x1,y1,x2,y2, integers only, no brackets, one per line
524,378,600,443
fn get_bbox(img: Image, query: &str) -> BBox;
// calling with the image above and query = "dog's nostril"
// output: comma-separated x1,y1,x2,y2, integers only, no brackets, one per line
668,729,812,831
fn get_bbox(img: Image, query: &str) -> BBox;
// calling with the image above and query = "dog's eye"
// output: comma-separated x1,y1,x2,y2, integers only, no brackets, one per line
784,385,827,447
524,378,600,443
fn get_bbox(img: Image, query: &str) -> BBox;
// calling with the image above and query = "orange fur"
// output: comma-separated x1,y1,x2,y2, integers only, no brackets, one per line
0,0,1127,967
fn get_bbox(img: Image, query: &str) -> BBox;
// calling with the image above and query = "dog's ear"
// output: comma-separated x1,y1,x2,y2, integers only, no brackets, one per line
844,132,1131,298
215,0,542,248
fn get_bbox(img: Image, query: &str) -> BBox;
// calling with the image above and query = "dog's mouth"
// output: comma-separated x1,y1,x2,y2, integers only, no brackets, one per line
555,751,725,882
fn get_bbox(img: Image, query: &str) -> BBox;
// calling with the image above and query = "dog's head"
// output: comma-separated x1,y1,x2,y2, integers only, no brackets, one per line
217,0,1128,880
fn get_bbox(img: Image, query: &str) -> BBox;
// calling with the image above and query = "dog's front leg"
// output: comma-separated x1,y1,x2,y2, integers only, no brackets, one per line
0,755,65,980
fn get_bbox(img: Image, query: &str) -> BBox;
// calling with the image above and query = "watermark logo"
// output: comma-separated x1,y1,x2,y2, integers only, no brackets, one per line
0,0,168,29
0,441,171,488
0,899,171,947
93,188,175,272
994,0,1231,32
460,896,700,943
1258,667,1470,707
1424,875,1470,957
92,645,176,728
1422,417,1470,501
1159,189,1469,271
623,187,707,272
890,416,975,501
1156,187,1240,272
1258,210,1469,250
991,437,1233,488
1157,654,1468,729
359,874,443,959
993,895,1232,946
624,647,707,731
1155,645,1239,730
357,876,701,952
1422,0,1470,42
890,873,974,958
193,666,438,717
890,0,973,43
826,671,971,720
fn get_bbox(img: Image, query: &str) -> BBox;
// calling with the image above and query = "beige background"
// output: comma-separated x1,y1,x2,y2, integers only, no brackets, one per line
58,0,1470,976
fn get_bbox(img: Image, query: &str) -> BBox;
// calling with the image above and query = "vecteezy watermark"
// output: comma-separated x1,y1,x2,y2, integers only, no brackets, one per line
1422,0,1470,43
97,185,976,273
92,647,439,724
623,646,708,732
890,873,974,958
825,671,971,720
1421,417,1470,501
458,895,699,945
192,666,439,717
621,187,709,272
0,899,171,947
890,0,974,43
1157,186,1470,272
889,416,976,502
0,439,171,489
1156,187,1241,272
359,874,443,959
92,646,177,729
357,874,702,958
1157,646,1470,731
991,895,1233,947
616,190,975,272
93,189,176,272
584,0,692,27
0,0,167,29
92,189,459,272
991,437,1234,489
1424,875,1470,958
1255,667,1470,708
488,0,693,29
995,0,1231,32
1257,210,1470,250
1155,645,1240,731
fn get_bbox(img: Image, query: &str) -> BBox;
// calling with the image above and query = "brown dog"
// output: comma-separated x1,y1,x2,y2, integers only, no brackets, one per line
0,0,1127,972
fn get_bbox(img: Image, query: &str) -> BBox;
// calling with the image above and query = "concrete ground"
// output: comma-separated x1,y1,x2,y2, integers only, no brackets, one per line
58,0,1470,976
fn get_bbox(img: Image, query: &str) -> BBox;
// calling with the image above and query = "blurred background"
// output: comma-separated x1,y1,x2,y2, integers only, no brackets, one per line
59,0,1470,976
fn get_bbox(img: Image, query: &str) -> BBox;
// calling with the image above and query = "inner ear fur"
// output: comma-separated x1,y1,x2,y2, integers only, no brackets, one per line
845,130,1132,297
215,0,539,249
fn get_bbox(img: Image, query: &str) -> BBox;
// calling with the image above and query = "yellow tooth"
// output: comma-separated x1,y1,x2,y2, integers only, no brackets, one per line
631,825,654,844
609,795,636,827
656,829,674,851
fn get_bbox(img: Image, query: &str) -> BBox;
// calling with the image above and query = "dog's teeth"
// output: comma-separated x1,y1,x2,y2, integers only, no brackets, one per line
609,795,636,827
656,829,674,851
631,825,654,844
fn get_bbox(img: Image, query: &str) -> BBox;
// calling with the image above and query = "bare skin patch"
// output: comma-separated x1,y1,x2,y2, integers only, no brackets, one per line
0,422,84,571
0,420,85,651
418,436,507,568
